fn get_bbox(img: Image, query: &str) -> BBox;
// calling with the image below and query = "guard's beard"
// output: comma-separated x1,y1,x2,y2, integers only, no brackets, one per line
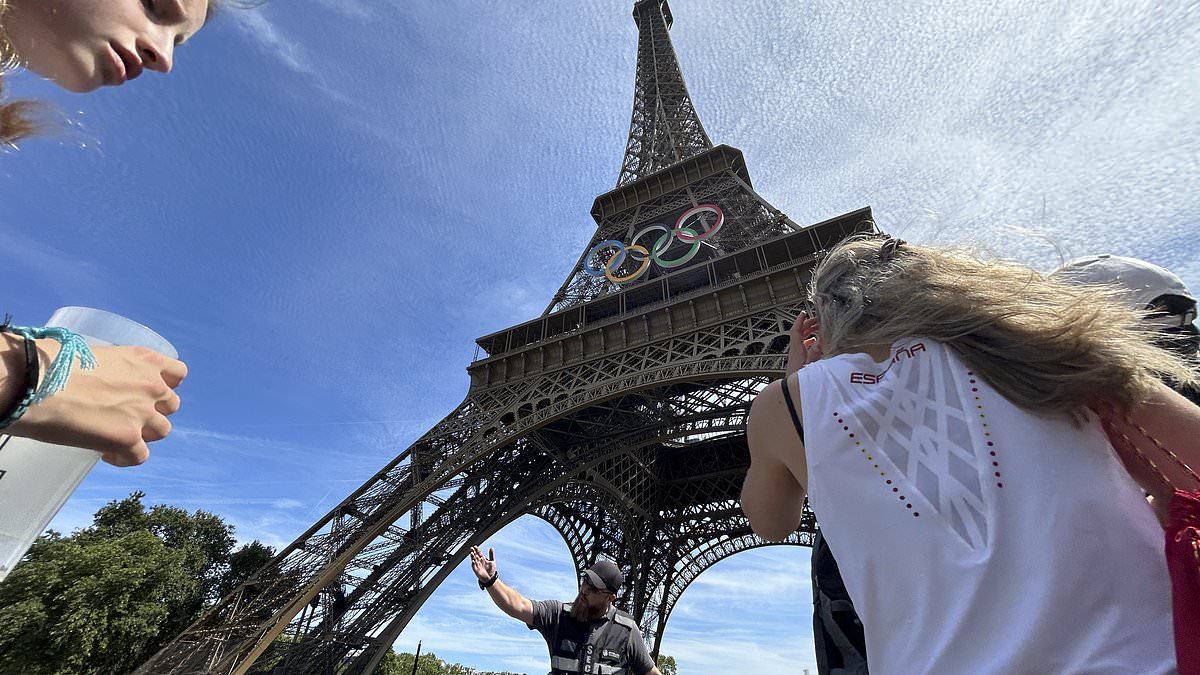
570,596,590,621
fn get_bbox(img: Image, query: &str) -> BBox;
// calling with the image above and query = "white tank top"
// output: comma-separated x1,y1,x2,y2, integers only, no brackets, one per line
796,339,1176,674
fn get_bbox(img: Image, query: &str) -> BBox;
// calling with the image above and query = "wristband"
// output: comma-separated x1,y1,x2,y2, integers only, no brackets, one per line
479,571,498,590
0,320,40,431
0,320,95,430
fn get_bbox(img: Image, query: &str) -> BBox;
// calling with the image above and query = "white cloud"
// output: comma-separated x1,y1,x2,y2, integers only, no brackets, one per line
227,9,313,76
225,7,353,104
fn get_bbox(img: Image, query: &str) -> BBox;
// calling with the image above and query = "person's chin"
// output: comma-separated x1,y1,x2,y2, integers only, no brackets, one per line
36,64,103,93
45,53,108,92
19,52,92,92
57,76,103,93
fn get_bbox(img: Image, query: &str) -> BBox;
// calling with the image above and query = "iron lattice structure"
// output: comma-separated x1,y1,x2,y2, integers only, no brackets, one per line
137,2,874,673
617,0,712,186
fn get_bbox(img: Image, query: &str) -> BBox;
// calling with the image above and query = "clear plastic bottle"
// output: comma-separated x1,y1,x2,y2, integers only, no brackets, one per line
0,308,176,580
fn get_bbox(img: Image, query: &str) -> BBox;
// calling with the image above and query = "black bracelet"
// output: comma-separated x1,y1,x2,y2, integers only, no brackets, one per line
0,320,39,431
479,571,498,590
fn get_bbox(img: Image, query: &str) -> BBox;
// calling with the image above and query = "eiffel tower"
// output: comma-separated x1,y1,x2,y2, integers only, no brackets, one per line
138,2,873,673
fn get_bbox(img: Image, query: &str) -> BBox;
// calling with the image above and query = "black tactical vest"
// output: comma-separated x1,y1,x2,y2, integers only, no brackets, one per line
547,603,638,675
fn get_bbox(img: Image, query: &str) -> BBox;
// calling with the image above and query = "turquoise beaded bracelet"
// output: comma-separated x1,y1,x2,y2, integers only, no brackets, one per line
0,321,96,430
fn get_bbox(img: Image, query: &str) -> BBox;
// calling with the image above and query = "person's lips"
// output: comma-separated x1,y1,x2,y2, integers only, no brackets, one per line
110,42,144,82
102,44,126,85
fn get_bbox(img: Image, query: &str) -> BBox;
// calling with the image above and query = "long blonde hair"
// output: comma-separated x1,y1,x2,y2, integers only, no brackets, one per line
809,235,1199,416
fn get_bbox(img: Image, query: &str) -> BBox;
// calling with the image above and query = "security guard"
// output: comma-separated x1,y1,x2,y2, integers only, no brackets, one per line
470,546,661,675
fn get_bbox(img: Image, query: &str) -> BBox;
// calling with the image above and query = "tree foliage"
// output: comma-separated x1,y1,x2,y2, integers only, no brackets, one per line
379,651,520,675
218,540,276,599
0,492,275,675
657,653,679,675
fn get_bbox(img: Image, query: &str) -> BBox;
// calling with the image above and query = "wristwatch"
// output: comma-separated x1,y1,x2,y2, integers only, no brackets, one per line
479,571,499,590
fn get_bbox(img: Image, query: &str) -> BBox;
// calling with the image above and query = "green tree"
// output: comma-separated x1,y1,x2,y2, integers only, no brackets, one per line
80,491,236,599
372,649,406,675
383,651,476,675
0,492,276,675
0,531,194,675
657,653,678,675
75,492,239,641
217,540,276,598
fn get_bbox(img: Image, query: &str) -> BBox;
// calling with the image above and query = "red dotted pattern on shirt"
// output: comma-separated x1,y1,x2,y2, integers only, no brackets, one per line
969,372,1004,489
834,410,920,518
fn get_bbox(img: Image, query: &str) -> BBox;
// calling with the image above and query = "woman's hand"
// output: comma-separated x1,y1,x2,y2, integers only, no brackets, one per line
7,340,187,467
785,312,823,375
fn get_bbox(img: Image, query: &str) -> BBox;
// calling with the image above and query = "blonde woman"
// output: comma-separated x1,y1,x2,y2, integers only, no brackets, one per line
0,0,212,463
742,236,1199,673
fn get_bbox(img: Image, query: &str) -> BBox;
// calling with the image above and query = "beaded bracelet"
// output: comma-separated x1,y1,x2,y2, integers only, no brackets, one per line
0,318,96,430
0,318,40,431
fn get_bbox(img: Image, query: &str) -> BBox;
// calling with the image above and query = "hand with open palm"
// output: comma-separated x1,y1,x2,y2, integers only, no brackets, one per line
469,545,497,584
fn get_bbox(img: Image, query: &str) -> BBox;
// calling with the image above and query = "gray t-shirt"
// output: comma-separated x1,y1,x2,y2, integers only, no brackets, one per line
527,599,655,675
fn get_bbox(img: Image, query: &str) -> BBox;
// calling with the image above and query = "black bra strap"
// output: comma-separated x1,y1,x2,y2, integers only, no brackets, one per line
779,373,805,443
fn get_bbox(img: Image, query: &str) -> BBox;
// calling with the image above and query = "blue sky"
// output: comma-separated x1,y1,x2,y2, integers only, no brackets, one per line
2,0,1198,673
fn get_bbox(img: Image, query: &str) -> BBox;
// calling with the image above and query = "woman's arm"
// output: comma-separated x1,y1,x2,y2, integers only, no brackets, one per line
741,379,809,541
1107,380,1200,508
0,333,187,466
0,333,29,413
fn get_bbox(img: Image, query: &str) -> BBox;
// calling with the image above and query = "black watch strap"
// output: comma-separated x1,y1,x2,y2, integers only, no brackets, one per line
479,571,499,590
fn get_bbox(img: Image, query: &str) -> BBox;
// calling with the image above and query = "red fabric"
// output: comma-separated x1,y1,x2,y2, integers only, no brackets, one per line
1167,489,1200,675
1095,403,1200,674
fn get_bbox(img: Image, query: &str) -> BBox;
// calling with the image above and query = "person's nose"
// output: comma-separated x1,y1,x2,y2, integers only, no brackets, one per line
135,34,174,74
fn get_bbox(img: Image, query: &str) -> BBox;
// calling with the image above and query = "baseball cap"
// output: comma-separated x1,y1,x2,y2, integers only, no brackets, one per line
582,560,623,594
1052,254,1196,310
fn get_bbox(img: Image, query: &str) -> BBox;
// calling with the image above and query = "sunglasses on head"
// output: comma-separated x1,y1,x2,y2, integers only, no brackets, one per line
1144,307,1198,329
1145,296,1198,329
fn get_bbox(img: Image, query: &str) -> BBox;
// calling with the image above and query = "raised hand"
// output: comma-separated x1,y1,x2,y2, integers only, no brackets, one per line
469,545,497,582
785,311,823,375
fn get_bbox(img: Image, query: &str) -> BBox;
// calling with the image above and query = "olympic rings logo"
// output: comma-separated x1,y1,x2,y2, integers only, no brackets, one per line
583,204,725,284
